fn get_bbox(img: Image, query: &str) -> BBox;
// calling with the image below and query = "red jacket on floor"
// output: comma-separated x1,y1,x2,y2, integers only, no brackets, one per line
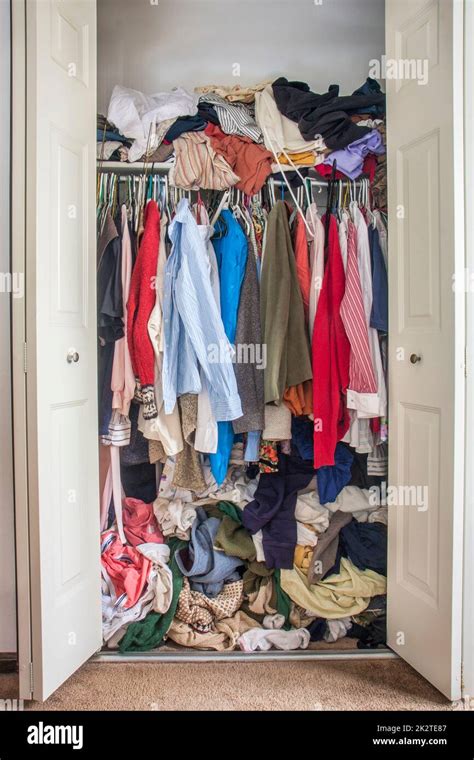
312,214,350,468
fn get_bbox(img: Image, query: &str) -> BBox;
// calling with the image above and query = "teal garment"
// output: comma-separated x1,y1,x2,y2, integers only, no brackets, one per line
210,212,248,486
119,538,186,653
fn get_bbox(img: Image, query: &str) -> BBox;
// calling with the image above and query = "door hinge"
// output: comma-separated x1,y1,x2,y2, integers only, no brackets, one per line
29,661,34,694
23,342,27,374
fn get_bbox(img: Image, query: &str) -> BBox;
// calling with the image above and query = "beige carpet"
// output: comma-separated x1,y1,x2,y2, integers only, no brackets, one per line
0,659,454,711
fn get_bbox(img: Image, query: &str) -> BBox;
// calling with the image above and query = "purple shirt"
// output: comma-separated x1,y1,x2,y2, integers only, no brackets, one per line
321,129,385,180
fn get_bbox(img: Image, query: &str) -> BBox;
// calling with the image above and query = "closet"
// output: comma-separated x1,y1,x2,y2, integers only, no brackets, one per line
9,0,467,703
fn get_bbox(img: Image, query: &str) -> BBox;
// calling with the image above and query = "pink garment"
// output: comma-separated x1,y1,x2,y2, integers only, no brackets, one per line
340,221,377,393
122,498,164,547
101,530,151,608
293,212,311,322
111,205,136,417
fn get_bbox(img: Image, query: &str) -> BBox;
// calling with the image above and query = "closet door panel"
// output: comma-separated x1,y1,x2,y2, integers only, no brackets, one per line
386,0,464,700
23,0,100,700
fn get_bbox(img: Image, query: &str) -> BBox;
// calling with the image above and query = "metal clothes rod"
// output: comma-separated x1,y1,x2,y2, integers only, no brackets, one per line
97,162,368,188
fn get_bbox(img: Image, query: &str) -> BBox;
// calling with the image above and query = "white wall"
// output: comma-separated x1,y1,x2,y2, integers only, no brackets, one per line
0,0,17,653
97,0,385,113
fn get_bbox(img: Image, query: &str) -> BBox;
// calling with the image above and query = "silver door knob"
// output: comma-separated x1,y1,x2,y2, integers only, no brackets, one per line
67,349,79,363
410,353,421,364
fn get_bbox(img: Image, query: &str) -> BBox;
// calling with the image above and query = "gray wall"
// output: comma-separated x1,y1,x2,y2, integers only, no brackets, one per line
0,0,16,653
97,0,385,113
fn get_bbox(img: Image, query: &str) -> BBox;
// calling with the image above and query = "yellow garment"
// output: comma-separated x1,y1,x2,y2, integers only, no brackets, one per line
195,81,271,103
294,545,313,572
278,150,316,166
280,557,386,620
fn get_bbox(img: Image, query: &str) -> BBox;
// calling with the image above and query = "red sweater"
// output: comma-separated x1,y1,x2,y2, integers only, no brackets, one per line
127,200,160,418
312,214,350,468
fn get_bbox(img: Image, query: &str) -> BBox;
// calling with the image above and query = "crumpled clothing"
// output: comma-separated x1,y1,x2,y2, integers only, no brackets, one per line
283,382,313,416
102,544,171,644
122,497,164,547
153,497,197,540
170,131,240,190
308,510,353,583
101,530,151,609
107,84,198,163
166,610,259,651
295,488,331,533
324,617,353,642
195,81,271,104
368,506,388,525
205,123,273,195
198,93,263,142
280,557,386,619
296,522,319,548
175,507,243,597
207,466,259,506
175,577,243,631
316,443,354,505
321,129,385,180
214,514,256,561
238,626,310,652
97,140,123,160
294,544,313,573
263,613,286,629
136,542,173,614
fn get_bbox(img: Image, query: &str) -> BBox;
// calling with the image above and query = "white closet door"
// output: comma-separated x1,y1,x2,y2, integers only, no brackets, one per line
21,0,100,700
386,0,465,699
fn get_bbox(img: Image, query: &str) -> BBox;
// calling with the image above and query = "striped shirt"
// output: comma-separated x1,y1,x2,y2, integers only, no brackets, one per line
170,131,239,190
198,93,263,142
340,219,378,393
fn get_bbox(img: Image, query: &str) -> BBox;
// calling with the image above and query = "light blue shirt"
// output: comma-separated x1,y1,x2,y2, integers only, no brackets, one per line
162,199,242,422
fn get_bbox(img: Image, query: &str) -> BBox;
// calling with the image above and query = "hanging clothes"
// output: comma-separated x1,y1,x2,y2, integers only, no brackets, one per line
127,200,161,419
260,201,312,404
162,198,242,422
312,214,350,468
209,209,248,485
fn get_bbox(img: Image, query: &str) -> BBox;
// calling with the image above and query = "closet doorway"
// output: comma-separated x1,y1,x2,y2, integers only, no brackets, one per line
10,0,467,702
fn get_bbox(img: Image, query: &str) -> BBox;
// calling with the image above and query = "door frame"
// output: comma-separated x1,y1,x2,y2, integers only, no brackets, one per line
462,0,474,703
11,0,33,699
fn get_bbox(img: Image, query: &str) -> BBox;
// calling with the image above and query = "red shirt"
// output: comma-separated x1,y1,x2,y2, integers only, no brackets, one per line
312,215,350,468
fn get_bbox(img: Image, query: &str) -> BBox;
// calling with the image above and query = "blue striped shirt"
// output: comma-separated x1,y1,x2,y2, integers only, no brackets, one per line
162,199,242,422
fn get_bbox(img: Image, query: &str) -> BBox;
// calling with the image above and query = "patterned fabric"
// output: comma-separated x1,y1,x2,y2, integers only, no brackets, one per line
198,93,263,142
175,577,244,632
340,220,378,393
170,131,239,190
259,440,279,473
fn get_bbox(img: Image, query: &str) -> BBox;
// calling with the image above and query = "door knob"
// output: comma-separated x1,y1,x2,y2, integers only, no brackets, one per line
67,349,80,364
410,353,422,364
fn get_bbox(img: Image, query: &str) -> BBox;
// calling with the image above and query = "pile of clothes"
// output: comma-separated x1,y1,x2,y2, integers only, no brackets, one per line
98,76,386,196
101,448,387,653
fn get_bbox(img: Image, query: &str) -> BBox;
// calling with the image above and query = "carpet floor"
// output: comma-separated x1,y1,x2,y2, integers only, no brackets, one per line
0,659,454,711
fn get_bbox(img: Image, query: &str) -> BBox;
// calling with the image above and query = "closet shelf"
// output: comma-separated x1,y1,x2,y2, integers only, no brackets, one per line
97,161,173,173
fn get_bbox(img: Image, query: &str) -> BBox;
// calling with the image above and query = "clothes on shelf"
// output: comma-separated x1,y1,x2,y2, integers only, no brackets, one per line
98,76,387,198
96,74,389,654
